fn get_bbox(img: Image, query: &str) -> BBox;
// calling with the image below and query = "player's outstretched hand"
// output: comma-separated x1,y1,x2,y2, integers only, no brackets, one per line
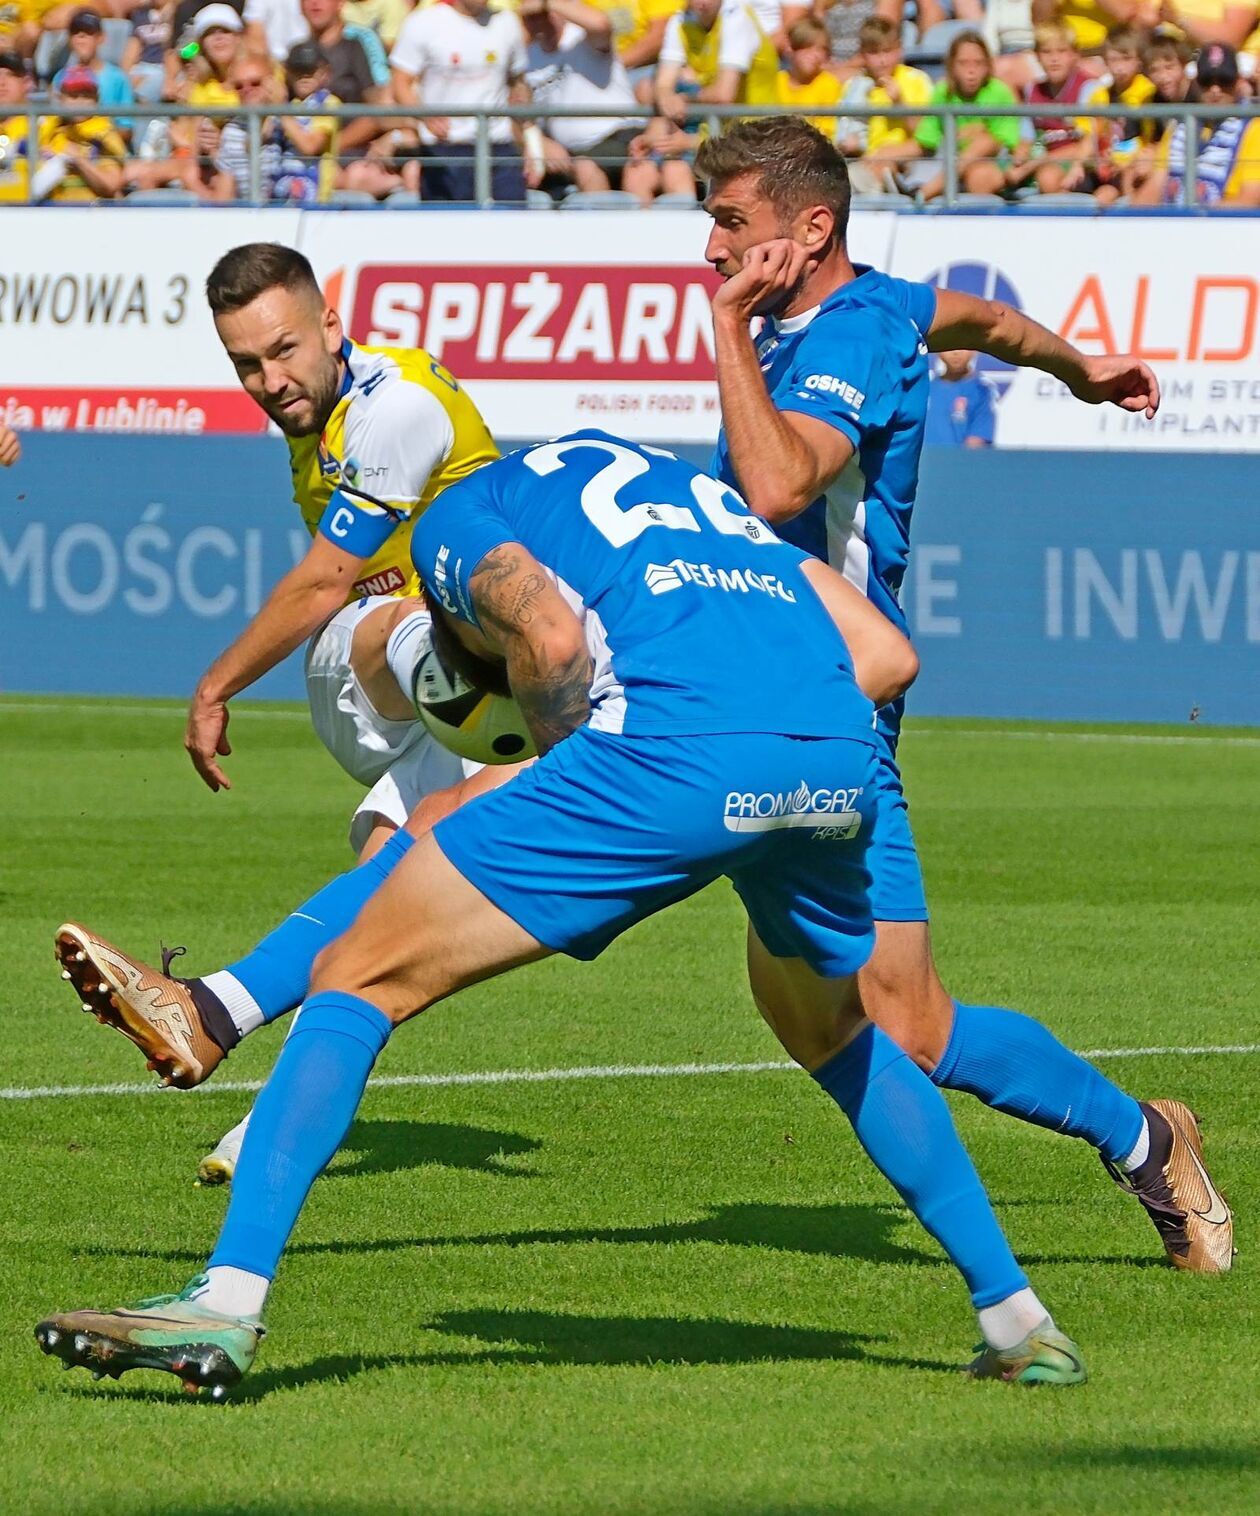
185,693,233,792
0,424,20,467
712,239,812,324
1070,354,1161,419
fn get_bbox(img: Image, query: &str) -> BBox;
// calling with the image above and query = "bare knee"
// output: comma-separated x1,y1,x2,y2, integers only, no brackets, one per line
858,927,955,1072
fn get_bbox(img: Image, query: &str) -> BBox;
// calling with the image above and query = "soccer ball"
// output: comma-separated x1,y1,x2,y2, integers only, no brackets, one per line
413,647,536,765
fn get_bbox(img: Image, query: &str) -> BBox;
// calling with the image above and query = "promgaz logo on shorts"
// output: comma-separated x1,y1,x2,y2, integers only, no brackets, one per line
723,782,863,840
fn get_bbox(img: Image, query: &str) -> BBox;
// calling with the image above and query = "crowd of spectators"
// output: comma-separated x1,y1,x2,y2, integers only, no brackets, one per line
0,0,1257,205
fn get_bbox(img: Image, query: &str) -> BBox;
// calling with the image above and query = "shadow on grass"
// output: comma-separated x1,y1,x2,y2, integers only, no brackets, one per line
85,1201,936,1269
49,1306,956,1406
84,1197,1163,1272
1036,1443,1260,1474
321,1119,541,1182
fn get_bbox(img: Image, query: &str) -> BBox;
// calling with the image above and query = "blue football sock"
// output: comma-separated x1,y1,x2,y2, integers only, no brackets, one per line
208,992,392,1279
932,1001,1144,1166
814,1024,1028,1308
220,830,415,1024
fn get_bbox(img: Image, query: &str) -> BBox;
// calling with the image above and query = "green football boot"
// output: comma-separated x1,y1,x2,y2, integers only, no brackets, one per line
965,1322,1087,1387
35,1274,263,1401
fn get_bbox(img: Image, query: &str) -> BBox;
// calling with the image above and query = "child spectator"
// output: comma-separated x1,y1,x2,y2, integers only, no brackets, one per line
33,64,126,200
272,38,338,199
121,0,174,104
1006,21,1098,194
775,17,843,140
925,351,997,448
839,15,932,188
879,32,1020,199
1133,41,1260,205
1086,24,1156,202
1119,31,1194,199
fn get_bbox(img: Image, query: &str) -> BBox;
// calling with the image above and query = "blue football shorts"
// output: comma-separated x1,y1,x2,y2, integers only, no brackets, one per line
433,725,880,979
866,730,930,923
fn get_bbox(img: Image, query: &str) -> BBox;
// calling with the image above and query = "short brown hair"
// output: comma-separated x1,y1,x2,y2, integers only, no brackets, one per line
696,117,850,246
858,16,898,51
787,15,828,50
1103,23,1143,55
206,242,322,317
1144,31,1192,66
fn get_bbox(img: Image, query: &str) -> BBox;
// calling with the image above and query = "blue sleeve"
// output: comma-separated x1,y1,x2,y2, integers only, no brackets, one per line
410,481,515,629
891,277,937,339
347,22,391,87
776,311,897,449
316,488,403,559
967,382,997,445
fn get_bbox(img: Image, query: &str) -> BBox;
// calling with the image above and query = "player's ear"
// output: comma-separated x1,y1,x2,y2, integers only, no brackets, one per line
798,203,833,253
322,300,344,356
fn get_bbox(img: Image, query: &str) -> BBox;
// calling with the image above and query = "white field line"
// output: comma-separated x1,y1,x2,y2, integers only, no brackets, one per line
2,701,1257,745
1,1045,1257,1104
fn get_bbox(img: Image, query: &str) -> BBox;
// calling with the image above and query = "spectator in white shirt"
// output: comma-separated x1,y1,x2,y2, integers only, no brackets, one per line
390,0,531,201
244,0,306,60
523,0,669,201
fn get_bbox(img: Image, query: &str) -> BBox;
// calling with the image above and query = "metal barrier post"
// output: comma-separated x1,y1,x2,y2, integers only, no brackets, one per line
474,114,491,207
1182,108,1198,209
26,106,39,205
247,107,262,207
943,110,958,207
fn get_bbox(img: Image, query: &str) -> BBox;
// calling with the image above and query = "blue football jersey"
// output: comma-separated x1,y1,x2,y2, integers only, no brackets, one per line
711,268,935,742
411,430,876,743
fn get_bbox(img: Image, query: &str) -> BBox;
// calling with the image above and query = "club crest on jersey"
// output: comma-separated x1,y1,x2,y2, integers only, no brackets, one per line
723,782,863,839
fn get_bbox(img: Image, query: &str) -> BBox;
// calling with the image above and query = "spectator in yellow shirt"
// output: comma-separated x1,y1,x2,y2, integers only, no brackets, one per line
838,16,932,191
775,17,843,138
655,0,779,125
0,48,33,202
1030,0,1157,55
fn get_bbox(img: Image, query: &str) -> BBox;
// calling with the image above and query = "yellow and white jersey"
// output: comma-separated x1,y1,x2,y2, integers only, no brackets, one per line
290,339,499,601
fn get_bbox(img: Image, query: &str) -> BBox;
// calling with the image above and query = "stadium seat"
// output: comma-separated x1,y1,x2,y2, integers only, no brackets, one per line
122,189,202,205
1023,193,1100,212
558,190,642,210
906,19,979,64
101,18,130,68
328,190,381,208
653,192,700,209
850,194,904,212
943,193,1009,210
526,188,555,209
33,29,67,82
384,189,421,208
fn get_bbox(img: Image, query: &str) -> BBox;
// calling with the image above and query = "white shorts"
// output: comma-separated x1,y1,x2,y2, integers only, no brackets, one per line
304,595,471,853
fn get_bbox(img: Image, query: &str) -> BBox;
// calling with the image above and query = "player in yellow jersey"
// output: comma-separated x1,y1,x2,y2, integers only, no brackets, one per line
192,242,499,858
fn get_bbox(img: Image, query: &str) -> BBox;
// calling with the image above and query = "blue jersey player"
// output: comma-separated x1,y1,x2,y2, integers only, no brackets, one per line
696,117,1231,1277
38,434,1088,1396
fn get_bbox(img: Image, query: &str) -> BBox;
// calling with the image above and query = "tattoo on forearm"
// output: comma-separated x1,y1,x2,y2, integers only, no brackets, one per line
470,546,593,754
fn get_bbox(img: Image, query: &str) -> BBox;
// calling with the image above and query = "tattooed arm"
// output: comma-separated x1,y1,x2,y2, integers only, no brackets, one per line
468,543,594,755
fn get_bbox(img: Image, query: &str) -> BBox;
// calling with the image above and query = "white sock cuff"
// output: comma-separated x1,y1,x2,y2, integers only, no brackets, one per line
384,611,431,707
198,1265,270,1320
1121,1116,1151,1173
201,970,265,1038
977,1287,1053,1352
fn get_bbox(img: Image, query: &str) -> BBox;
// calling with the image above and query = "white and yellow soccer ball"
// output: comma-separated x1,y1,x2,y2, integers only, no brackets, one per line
413,647,537,765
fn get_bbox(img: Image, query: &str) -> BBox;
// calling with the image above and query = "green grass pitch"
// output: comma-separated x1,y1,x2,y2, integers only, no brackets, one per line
0,695,1255,1515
